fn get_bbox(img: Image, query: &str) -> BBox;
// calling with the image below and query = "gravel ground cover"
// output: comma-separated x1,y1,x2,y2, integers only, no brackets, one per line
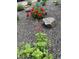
17,0,61,59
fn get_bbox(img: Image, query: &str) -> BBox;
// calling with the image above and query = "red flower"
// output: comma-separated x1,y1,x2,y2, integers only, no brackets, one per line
31,8,34,11
35,10,38,13
41,8,45,11
38,13,42,17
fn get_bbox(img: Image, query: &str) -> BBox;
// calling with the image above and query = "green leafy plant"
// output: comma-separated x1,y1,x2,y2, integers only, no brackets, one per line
35,32,48,42
17,32,53,59
35,32,48,50
32,48,43,59
48,54,54,59
17,4,24,11
17,43,34,59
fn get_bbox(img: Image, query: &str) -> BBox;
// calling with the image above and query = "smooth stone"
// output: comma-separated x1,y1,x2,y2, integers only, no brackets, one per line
43,17,56,27
43,17,56,25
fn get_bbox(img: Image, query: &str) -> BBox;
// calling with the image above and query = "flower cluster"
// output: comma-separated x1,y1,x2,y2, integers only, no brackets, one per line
26,7,47,19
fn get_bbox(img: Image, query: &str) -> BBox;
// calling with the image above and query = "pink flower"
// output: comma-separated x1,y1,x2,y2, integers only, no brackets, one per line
31,8,34,11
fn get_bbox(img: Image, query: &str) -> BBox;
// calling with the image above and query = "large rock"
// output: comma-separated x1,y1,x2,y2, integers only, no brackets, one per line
43,17,56,28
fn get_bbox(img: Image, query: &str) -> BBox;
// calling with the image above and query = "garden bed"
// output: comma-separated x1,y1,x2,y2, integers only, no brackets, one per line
17,0,61,59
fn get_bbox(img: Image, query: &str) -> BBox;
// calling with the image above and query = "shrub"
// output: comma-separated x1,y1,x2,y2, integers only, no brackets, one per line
17,32,53,59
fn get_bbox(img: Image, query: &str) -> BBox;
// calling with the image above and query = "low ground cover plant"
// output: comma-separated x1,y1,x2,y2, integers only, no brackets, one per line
17,32,53,59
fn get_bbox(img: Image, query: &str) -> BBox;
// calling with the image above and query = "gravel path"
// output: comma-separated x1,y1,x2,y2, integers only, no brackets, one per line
17,0,61,59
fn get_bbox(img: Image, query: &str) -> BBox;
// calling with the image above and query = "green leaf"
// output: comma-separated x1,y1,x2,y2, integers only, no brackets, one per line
43,56,48,59
32,49,43,58
36,42,47,47
48,54,54,59
35,2,42,7
35,32,48,42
